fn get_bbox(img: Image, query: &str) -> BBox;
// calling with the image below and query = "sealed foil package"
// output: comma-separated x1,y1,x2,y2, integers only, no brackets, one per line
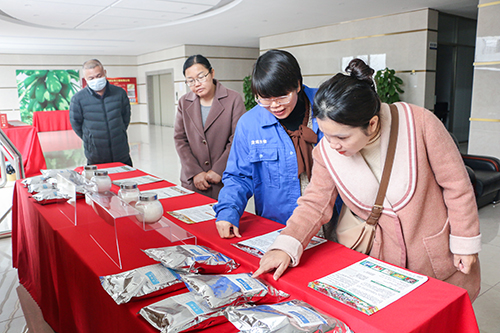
100,263,185,305
40,169,80,180
139,292,227,333
32,190,70,205
21,176,46,187
224,299,354,333
28,183,57,193
143,245,239,274
180,273,289,309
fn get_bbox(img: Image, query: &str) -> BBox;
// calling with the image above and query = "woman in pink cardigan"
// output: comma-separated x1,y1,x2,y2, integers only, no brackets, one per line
253,59,481,301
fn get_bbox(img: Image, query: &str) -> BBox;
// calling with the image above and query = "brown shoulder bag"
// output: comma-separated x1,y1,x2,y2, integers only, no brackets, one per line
336,104,399,254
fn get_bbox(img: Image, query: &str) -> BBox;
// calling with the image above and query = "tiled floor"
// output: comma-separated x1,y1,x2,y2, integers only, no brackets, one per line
0,124,498,332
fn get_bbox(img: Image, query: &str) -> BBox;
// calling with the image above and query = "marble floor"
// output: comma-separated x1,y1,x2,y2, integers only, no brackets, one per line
0,123,499,332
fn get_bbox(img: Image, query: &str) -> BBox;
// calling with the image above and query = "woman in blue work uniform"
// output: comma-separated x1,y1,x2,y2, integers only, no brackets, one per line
214,49,325,238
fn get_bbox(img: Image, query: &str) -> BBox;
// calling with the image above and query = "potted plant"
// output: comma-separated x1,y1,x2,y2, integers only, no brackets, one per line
374,68,404,103
243,75,257,111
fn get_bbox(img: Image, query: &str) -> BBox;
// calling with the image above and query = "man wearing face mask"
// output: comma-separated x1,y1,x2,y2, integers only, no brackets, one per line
70,59,133,166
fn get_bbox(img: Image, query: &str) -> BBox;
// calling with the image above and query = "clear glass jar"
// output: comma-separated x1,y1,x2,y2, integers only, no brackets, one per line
118,182,139,205
135,193,163,224
91,170,112,193
82,165,97,180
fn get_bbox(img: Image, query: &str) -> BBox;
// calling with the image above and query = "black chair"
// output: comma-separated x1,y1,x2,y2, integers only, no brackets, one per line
450,133,500,208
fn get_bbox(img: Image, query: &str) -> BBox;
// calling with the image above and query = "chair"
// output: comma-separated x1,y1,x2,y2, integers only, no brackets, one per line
450,133,500,208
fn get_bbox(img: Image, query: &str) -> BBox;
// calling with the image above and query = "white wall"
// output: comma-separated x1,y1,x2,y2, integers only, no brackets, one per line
468,0,500,158
136,44,258,124
259,9,438,110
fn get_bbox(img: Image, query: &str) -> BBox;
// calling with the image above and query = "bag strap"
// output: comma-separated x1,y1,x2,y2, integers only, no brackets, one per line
366,104,399,226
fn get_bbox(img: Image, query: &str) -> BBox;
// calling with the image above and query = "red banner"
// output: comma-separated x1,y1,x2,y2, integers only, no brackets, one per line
82,77,138,104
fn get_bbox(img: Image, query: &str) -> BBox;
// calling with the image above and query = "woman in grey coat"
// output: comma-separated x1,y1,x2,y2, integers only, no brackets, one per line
174,55,246,199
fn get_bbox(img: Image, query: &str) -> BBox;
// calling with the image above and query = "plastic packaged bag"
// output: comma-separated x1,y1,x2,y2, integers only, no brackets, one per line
143,245,239,274
100,264,185,305
28,183,57,193
21,175,46,187
180,273,289,309
139,292,227,333
40,169,80,179
32,190,70,205
224,299,354,333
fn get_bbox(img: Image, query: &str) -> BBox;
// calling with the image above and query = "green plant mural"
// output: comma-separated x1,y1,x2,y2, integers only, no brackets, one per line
16,69,80,125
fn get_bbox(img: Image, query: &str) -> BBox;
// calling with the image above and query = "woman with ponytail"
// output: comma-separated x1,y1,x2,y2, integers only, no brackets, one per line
254,58,481,302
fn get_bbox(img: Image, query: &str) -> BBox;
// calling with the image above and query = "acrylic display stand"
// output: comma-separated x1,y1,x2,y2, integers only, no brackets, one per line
85,191,196,269
140,216,197,245
57,173,94,226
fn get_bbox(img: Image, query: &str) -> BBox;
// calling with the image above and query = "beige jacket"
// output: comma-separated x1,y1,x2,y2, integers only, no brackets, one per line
271,102,481,300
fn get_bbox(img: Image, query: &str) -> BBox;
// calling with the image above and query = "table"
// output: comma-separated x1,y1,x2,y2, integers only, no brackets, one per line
38,130,82,153
32,110,72,132
12,163,480,333
3,123,46,177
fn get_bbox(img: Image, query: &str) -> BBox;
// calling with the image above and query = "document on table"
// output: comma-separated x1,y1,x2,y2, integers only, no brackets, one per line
140,186,194,199
308,258,428,315
98,165,136,174
232,229,327,258
112,175,163,186
167,204,216,224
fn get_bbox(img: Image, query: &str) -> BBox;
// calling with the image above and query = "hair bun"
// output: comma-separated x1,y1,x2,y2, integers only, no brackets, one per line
345,58,375,87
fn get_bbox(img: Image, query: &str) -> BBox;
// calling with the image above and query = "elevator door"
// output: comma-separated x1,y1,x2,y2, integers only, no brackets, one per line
147,72,175,127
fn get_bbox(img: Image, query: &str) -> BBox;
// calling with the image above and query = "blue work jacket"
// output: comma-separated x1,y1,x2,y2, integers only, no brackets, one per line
214,86,321,227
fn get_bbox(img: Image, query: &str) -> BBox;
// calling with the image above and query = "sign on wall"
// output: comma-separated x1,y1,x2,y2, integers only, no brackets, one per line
82,77,138,105
16,69,80,125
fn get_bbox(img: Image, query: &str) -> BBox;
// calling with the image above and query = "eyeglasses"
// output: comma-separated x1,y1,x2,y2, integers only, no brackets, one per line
255,92,293,108
185,72,211,87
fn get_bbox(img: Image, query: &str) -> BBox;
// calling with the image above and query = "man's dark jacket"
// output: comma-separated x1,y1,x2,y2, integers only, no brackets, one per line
70,82,131,165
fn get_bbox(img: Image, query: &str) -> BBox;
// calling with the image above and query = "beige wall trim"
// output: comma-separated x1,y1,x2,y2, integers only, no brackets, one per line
478,1,500,8
138,56,256,68
474,61,500,66
130,121,148,125
303,69,433,78
261,29,431,52
137,56,186,67
396,69,435,73
262,8,435,40
470,118,500,122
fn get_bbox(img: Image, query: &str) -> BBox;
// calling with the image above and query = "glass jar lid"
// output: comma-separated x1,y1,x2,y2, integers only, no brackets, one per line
84,165,97,170
139,193,158,201
94,170,108,176
120,182,138,190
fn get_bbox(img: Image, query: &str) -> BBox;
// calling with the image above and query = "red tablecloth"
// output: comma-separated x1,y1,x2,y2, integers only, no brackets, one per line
32,110,71,132
12,163,480,333
3,124,46,177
